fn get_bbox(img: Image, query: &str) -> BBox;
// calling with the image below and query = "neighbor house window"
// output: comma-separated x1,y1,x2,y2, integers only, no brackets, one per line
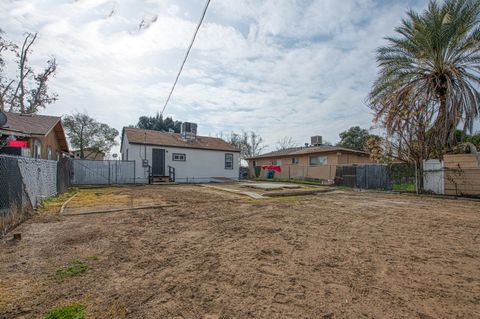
33,140,42,159
225,153,234,169
275,159,282,166
292,157,299,164
126,149,129,161
47,145,52,160
173,153,186,161
309,155,327,165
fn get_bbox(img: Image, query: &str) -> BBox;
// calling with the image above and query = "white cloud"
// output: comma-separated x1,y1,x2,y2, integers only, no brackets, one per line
0,0,431,153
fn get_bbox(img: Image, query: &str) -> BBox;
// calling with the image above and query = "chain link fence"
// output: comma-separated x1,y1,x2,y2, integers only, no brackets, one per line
0,155,70,235
0,156,33,235
253,163,397,190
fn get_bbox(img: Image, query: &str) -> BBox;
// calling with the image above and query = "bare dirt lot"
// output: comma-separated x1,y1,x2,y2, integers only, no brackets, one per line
1,185,479,318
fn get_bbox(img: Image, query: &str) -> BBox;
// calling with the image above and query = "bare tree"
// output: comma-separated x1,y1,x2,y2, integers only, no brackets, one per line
224,131,266,160
275,136,298,151
0,30,16,112
0,31,57,114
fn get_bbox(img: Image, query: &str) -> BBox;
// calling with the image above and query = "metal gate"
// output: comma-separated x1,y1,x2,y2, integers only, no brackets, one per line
356,164,391,190
72,159,136,185
335,164,392,190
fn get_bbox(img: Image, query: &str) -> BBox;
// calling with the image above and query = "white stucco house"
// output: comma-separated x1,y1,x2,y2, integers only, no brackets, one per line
120,123,240,183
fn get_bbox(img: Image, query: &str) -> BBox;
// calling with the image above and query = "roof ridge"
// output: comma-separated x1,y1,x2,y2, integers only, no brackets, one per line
5,111,61,119
124,126,223,140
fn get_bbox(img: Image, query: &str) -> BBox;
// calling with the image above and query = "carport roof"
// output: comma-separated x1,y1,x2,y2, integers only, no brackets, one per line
123,127,240,152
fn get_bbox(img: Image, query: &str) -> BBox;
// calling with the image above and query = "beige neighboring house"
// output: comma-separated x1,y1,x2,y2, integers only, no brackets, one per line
72,149,105,160
247,135,372,181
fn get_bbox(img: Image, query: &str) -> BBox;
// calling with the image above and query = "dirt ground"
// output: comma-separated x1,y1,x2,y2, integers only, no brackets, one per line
1,185,479,318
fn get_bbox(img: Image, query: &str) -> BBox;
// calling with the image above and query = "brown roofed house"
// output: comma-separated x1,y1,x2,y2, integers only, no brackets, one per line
120,123,240,183
0,112,69,160
247,135,373,181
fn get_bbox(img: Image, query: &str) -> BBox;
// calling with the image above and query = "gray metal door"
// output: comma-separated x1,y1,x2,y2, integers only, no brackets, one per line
152,149,165,176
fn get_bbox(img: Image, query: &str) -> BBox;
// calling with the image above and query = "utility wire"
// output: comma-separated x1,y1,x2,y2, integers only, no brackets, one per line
160,0,211,116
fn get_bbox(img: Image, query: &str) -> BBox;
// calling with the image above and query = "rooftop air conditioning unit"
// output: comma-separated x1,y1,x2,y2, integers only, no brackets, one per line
311,135,322,146
181,122,197,140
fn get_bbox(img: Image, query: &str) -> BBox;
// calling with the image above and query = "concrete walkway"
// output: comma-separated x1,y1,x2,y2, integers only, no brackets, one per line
202,185,264,199
239,182,301,190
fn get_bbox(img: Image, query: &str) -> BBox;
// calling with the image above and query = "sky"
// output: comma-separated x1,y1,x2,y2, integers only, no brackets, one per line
1,0,432,153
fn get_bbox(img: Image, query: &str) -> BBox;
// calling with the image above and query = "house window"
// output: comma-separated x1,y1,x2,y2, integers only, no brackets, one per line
310,155,327,166
292,157,299,164
33,140,42,159
126,149,129,161
47,146,52,160
225,153,234,169
275,159,282,166
172,153,186,161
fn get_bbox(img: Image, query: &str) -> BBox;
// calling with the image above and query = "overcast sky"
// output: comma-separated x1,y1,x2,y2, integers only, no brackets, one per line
1,0,431,152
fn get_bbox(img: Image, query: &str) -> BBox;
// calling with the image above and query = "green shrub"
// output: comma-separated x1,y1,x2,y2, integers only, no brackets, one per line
44,304,85,319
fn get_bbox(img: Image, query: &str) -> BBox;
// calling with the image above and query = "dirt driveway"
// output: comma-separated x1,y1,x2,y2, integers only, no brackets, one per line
1,185,479,318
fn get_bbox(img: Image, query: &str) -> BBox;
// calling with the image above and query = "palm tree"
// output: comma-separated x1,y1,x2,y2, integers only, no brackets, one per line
369,0,480,154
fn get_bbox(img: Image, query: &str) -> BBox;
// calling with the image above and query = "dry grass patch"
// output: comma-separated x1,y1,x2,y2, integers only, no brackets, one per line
67,188,132,208
37,189,79,215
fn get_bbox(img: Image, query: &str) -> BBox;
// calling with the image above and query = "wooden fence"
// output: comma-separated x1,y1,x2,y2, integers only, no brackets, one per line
443,154,480,196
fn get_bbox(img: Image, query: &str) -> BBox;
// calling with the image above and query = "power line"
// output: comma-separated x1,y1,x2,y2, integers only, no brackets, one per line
160,0,211,116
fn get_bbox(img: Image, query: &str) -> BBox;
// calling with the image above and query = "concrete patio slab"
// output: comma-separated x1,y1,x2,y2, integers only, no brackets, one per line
239,183,301,190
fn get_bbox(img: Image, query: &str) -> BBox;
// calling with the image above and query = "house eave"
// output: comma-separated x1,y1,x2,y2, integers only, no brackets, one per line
127,141,240,153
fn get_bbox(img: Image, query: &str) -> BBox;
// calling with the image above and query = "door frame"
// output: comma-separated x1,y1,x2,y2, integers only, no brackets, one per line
151,148,166,176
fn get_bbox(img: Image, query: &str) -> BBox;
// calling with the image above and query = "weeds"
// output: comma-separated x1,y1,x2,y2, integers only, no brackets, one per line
37,189,78,215
43,304,85,319
54,260,87,282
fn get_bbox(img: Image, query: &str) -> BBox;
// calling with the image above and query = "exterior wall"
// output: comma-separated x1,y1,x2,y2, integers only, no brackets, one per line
29,129,62,160
122,136,240,183
248,151,372,180
443,154,480,196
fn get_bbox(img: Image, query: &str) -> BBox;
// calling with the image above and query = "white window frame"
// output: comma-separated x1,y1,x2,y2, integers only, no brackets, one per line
225,153,234,169
33,140,42,159
47,145,52,160
172,153,186,161
309,155,327,166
